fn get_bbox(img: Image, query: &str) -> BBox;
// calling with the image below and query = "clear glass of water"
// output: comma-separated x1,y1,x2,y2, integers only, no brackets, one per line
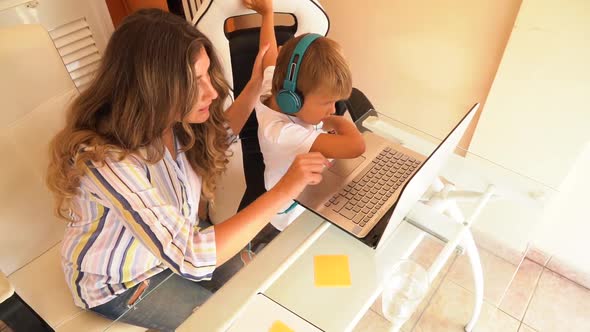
381,259,430,331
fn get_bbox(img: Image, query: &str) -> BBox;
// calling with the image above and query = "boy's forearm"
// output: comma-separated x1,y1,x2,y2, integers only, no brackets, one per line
332,117,361,137
224,80,259,134
260,11,278,68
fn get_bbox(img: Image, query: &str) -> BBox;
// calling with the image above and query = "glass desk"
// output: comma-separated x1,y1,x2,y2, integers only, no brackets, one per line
106,109,556,332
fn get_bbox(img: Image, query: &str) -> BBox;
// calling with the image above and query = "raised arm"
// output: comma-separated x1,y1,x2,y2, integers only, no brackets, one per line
244,0,278,69
224,0,279,134
224,45,268,134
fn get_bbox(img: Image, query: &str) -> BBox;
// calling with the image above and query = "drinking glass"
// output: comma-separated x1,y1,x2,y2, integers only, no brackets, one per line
381,259,430,331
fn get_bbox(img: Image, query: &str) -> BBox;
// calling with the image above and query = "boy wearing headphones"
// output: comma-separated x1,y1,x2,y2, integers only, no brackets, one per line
245,0,366,231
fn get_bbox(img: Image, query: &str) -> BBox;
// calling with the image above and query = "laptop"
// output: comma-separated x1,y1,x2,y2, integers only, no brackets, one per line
296,103,480,249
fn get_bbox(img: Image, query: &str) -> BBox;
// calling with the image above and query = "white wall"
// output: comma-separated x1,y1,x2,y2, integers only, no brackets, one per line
469,0,590,272
321,0,521,140
470,0,590,189
535,143,590,275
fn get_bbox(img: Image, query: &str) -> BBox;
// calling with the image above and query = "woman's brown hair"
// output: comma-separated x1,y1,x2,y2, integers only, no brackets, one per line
47,9,230,220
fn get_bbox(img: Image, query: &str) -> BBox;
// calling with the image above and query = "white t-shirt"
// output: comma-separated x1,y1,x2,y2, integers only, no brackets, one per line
255,66,325,230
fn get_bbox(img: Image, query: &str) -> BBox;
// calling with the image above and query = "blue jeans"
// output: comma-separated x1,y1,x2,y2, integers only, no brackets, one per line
91,223,280,331
91,269,212,331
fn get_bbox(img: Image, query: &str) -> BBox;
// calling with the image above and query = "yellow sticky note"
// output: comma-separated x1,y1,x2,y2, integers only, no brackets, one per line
314,255,352,287
269,320,294,332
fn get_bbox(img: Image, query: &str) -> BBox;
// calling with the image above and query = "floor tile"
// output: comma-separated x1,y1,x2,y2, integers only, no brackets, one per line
472,230,523,266
523,269,590,331
414,279,520,332
524,246,551,267
370,236,457,331
410,235,448,268
518,323,537,332
353,309,394,332
546,257,590,290
446,246,518,306
499,259,543,320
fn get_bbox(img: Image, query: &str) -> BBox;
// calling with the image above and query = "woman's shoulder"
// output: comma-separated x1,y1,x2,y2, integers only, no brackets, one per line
78,145,152,171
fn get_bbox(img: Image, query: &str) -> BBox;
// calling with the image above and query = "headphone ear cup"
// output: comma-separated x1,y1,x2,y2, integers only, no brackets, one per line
276,90,303,114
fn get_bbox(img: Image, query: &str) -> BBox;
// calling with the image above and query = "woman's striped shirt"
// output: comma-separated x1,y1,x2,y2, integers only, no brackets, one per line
61,144,216,308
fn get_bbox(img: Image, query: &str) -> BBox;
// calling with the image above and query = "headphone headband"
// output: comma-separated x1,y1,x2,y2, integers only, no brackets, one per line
282,33,322,92
276,33,322,114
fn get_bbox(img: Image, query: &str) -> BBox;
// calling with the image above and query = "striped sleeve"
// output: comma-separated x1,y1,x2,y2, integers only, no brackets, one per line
84,156,216,281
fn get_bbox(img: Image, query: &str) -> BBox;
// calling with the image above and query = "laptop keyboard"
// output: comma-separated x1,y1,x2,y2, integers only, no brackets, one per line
323,147,421,228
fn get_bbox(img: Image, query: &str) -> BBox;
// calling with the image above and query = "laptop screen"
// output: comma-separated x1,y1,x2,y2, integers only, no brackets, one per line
374,104,480,249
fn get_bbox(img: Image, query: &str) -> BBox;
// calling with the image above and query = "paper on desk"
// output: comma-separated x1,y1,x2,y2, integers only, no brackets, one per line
226,293,323,331
314,255,352,287
269,320,295,332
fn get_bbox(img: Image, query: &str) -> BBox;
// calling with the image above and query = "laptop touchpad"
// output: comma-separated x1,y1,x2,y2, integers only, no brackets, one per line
328,155,366,178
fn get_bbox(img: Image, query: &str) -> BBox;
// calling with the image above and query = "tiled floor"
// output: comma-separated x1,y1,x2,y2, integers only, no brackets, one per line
353,236,590,332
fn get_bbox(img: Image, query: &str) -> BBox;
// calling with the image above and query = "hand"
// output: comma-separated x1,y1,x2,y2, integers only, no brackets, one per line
273,152,330,199
243,0,273,16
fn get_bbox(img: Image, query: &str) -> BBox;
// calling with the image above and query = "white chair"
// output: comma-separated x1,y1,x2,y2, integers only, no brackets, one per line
193,0,330,224
0,24,143,332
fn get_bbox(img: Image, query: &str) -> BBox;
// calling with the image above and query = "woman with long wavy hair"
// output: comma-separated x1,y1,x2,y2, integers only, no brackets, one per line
46,8,327,330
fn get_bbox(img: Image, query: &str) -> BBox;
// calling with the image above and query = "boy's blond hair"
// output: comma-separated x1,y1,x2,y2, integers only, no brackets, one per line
272,34,352,100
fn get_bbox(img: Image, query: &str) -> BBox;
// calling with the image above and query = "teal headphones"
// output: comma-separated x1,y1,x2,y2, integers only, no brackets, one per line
276,33,322,114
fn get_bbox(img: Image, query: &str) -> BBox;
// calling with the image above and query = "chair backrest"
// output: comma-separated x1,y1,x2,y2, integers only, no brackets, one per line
0,24,78,275
193,0,329,92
